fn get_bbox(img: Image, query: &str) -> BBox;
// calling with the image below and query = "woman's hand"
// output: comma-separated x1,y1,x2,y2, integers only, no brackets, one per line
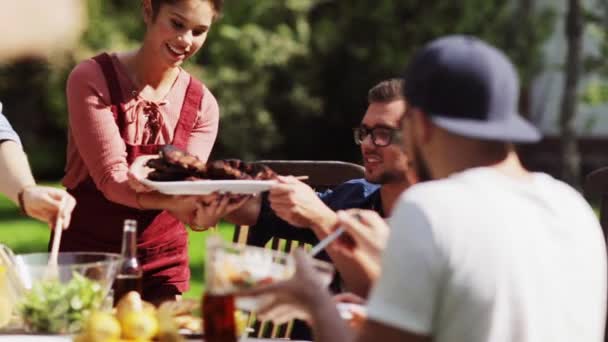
190,193,252,231
127,155,157,193
165,195,199,225
21,186,76,229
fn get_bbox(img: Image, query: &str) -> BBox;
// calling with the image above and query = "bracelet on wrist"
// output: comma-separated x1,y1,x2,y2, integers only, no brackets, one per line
189,224,211,232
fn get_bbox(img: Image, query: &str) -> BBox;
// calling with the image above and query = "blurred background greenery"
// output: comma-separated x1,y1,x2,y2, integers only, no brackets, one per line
2,0,608,298
0,0,557,179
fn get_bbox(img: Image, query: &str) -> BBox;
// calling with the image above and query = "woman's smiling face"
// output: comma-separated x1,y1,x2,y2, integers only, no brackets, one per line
143,0,215,67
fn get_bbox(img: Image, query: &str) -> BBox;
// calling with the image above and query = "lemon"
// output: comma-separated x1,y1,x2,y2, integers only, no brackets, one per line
85,311,121,341
121,310,158,340
115,291,143,323
234,310,248,337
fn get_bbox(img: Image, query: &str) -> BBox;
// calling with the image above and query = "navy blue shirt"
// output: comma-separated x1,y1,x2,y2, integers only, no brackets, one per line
247,178,383,249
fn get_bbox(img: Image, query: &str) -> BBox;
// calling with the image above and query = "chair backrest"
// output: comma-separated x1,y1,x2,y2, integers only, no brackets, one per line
255,160,367,192
584,167,608,342
584,167,608,236
232,160,366,339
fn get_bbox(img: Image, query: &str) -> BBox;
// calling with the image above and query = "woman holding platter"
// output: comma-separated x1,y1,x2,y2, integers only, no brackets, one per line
60,0,228,304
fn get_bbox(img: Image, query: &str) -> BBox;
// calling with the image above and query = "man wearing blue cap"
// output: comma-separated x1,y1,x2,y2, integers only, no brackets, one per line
240,35,607,342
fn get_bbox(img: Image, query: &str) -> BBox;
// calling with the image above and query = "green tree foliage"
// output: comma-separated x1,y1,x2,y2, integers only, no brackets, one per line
0,0,554,179
581,1,608,105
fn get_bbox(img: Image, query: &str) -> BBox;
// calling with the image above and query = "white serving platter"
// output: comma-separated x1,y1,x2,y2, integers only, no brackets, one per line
140,179,277,195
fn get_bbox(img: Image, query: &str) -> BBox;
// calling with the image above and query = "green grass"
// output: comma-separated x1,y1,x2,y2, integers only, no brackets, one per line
0,189,235,300
4,185,597,302
183,225,234,299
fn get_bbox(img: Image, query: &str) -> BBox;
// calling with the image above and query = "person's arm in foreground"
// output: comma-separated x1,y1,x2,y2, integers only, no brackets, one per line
269,176,384,296
239,249,355,341
239,249,430,342
355,320,430,342
0,140,75,228
328,209,390,291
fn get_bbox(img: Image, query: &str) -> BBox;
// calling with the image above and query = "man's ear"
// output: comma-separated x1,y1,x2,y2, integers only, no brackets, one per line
142,0,153,25
412,109,433,144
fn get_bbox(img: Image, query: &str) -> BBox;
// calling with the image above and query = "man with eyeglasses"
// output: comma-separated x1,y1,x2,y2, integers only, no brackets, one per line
225,78,417,298
218,78,418,340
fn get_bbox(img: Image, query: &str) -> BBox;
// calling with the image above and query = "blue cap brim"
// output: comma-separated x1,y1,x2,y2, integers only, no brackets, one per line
430,113,542,143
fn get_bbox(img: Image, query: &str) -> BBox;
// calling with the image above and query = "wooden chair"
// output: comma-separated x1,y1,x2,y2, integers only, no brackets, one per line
232,160,366,339
585,167,608,234
584,167,608,342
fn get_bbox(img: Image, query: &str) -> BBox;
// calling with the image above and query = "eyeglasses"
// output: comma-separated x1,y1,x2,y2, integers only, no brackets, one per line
353,125,402,147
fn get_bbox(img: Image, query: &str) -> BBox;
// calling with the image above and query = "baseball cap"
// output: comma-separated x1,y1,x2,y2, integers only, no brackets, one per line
403,35,541,143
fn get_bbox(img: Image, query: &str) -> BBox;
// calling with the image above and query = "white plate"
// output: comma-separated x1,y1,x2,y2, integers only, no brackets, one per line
141,179,277,195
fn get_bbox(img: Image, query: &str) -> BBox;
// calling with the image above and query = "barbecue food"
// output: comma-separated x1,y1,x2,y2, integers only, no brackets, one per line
146,145,276,181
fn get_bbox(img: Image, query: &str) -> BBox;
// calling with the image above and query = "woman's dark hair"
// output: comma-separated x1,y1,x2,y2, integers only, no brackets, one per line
150,0,223,19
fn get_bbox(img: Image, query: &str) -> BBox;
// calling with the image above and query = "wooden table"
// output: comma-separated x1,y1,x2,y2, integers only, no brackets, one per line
0,335,309,341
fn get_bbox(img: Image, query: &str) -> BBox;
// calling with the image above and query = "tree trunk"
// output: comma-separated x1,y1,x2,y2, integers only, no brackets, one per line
516,0,534,119
559,0,583,187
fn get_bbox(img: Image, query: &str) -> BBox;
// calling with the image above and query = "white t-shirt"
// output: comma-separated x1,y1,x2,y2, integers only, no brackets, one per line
367,167,607,342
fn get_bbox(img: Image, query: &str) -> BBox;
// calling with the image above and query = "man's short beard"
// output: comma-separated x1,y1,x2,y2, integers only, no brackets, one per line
365,169,406,185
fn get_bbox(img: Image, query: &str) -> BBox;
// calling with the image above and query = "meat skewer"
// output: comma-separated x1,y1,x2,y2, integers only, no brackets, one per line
145,145,278,181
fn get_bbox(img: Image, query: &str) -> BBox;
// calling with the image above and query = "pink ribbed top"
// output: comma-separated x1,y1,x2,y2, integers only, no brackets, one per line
63,54,219,208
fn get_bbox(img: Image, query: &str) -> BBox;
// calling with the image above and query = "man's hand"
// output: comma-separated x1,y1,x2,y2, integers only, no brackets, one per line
333,292,366,305
329,209,390,284
237,249,333,320
21,186,76,229
269,176,337,232
333,293,367,331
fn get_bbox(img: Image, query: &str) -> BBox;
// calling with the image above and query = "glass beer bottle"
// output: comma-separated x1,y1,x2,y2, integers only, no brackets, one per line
113,219,143,303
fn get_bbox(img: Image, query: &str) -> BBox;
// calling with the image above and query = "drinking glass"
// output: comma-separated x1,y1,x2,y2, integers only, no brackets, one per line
202,236,335,340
